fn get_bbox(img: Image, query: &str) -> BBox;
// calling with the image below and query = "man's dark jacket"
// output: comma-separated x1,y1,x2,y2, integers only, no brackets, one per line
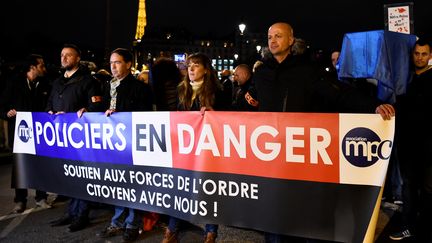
102,73,153,112
46,66,103,113
253,55,380,113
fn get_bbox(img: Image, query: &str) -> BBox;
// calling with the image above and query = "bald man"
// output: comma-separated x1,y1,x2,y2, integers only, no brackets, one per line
252,22,395,242
331,51,340,69
232,64,258,111
253,22,394,117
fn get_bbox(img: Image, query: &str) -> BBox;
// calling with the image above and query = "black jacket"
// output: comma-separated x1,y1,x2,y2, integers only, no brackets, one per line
0,73,51,144
46,66,103,113
103,73,153,112
397,68,432,145
0,74,51,117
232,79,259,111
177,89,228,111
253,55,380,113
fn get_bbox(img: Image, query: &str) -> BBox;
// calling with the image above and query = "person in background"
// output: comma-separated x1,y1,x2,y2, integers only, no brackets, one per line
389,38,432,242
177,62,188,80
331,51,340,70
151,57,182,111
97,48,152,242
137,69,150,84
93,68,112,93
231,64,258,111
48,44,103,232
219,69,234,106
0,54,52,213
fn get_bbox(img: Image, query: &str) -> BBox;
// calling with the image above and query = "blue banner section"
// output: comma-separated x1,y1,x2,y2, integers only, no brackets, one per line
31,112,133,164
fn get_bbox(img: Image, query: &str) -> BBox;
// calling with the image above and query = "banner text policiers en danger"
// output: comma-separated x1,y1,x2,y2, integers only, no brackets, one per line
14,111,394,242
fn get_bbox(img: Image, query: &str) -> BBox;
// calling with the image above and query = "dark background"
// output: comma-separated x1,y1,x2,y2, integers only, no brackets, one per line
0,0,430,65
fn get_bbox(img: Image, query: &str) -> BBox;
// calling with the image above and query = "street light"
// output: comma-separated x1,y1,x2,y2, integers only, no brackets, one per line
256,45,262,53
238,23,246,35
238,23,246,63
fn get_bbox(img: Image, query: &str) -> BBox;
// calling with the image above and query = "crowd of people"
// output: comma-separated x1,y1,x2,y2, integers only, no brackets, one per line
0,21,431,242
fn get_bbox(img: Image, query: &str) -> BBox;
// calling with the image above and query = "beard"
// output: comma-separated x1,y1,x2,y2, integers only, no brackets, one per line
415,62,428,70
62,61,77,71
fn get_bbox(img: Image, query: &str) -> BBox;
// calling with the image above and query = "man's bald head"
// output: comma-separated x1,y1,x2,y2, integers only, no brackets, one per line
268,22,295,63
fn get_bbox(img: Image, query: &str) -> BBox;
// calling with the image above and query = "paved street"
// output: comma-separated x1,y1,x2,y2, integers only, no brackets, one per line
0,153,412,243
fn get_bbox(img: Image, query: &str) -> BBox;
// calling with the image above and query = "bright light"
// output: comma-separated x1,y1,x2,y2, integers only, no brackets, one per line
256,45,262,53
238,23,246,35
234,54,239,60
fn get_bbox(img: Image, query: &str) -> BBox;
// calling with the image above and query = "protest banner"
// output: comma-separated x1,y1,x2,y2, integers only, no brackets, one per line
14,111,394,242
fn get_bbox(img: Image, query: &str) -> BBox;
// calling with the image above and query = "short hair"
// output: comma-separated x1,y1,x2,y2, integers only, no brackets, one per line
235,64,251,75
63,43,81,57
415,38,432,50
111,48,134,64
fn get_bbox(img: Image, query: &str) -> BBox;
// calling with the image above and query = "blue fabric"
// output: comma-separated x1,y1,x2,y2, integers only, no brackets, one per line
338,30,417,103
111,206,141,229
205,223,218,234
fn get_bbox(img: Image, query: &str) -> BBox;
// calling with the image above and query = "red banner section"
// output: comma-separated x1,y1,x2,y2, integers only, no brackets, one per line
171,111,340,183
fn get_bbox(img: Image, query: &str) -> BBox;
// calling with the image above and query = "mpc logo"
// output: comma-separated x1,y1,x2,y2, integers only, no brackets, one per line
342,127,392,167
13,112,36,155
18,120,32,143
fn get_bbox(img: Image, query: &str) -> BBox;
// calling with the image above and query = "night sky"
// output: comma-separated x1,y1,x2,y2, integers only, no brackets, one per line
1,0,430,65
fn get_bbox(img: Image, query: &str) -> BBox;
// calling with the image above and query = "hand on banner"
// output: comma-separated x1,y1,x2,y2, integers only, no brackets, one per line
48,110,65,115
105,109,115,117
375,104,395,120
77,108,87,118
6,109,17,118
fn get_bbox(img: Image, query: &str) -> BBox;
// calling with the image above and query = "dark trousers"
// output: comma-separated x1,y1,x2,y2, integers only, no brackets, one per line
398,137,432,241
418,166,432,242
11,153,48,204
14,188,47,204
68,198,89,219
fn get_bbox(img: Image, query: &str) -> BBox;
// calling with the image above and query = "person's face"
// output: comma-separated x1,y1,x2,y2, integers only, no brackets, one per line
331,52,340,68
34,58,47,77
268,23,294,60
61,47,80,70
233,68,248,86
413,44,432,70
187,61,206,82
110,53,132,80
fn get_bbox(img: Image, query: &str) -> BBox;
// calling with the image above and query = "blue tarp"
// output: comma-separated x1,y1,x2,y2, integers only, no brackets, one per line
337,30,417,103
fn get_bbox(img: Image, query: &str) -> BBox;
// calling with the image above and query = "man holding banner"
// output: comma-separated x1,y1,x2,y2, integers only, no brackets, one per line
47,43,103,232
253,22,395,242
0,54,52,213
97,48,153,242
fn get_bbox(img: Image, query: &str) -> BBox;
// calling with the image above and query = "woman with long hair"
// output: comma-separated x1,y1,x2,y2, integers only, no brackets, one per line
176,53,225,111
163,53,227,243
